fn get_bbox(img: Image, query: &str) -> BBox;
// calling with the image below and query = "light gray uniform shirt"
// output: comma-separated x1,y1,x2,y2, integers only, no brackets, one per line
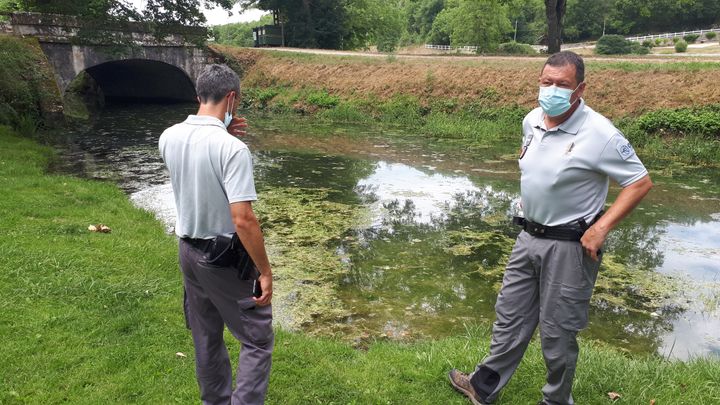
519,100,648,227
159,115,257,239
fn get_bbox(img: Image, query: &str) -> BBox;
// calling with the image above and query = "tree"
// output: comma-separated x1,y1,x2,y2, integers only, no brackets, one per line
564,0,613,41
344,0,405,51
238,0,348,49
503,0,545,44
544,0,565,53
212,14,273,47
405,0,445,42
9,0,235,27
430,0,511,51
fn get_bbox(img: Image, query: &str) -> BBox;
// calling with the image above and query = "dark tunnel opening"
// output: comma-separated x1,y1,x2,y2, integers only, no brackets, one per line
73,59,197,105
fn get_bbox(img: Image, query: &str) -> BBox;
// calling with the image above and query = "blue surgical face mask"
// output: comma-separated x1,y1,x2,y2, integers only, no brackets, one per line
538,84,580,117
224,93,235,128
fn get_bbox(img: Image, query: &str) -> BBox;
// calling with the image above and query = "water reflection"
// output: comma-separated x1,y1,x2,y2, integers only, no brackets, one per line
355,161,485,226
52,105,720,360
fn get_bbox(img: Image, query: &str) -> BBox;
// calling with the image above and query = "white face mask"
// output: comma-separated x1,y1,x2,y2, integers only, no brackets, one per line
224,93,235,128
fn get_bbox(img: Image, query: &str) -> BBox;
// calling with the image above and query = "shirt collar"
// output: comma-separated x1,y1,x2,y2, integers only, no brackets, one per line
534,99,588,135
183,114,226,129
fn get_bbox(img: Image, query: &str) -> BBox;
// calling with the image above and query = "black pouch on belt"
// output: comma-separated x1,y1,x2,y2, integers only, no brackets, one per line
205,233,256,280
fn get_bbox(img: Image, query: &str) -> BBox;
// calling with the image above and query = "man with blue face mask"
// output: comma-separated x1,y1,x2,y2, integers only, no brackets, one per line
449,51,653,405
159,64,274,405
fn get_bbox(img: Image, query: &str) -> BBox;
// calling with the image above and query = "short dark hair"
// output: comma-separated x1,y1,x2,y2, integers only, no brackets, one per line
542,51,585,84
196,64,240,104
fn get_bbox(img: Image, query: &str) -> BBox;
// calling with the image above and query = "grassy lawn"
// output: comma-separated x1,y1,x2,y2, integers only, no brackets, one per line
1,126,719,404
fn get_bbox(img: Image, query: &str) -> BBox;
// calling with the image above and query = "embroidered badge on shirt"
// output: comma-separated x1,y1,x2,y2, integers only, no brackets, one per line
616,142,635,160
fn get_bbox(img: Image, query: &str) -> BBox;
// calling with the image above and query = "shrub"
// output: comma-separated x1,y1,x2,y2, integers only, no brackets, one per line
636,105,720,137
241,87,280,109
675,39,688,53
595,35,632,54
654,38,663,46
630,42,650,55
672,37,681,43
497,41,537,55
705,32,717,40
306,90,340,109
642,39,654,48
683,34,700,43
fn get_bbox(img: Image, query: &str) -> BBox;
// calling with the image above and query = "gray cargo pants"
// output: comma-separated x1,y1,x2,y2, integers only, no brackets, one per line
470,230,600,405
179,239,274,405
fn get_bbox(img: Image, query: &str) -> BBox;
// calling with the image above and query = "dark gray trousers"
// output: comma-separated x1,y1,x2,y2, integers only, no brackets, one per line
470,231,600,405
179,239,274,405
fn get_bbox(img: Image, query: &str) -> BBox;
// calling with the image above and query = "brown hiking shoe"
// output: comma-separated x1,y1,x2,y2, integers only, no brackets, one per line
448,369,487,405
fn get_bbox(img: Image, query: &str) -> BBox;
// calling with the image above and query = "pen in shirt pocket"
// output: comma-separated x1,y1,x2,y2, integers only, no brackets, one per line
565,142,575,154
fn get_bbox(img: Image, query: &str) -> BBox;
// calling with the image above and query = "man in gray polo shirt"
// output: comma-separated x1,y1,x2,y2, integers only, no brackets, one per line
159,64,273,405
449,51,653,405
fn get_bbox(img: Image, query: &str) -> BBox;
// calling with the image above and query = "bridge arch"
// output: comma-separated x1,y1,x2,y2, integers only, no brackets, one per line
6,12,218,103
82,59,196,102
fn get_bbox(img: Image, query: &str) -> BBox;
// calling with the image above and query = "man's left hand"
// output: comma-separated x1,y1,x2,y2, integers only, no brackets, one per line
227,116,248,137
580,224,607,261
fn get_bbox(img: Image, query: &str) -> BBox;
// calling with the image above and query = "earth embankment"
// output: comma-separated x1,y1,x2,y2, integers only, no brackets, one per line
213,45,720,119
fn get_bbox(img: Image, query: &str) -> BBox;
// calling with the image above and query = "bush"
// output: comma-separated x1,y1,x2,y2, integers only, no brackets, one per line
672,37,681,43
683,34,700,43
630,42,650,54
642,39,654,48
705,32,717,40
241,87,280,109
497,41,537,55
636,105,720,137
595,35,650,55
306,90,340,109
596,35,632,54
675,39,688,53
654,38,663,46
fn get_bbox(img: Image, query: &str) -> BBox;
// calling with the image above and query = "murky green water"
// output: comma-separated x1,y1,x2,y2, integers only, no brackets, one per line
54,102,720,360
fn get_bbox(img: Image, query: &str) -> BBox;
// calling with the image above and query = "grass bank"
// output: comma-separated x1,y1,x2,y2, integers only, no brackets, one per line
212,47,720,169
2,125,719,404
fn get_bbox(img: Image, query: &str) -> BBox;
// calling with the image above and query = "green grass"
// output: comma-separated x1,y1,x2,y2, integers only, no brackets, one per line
1,126,719,404
589,60,720,73
242,83,720,167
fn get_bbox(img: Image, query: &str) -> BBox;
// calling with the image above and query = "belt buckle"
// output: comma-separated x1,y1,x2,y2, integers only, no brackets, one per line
529,223,545,235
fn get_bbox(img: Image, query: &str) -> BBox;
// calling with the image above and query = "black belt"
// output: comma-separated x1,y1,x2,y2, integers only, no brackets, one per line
181,237,213,251
512,217,584,241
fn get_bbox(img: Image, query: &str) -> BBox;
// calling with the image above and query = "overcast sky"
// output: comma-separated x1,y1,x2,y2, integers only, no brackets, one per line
128,1,267,26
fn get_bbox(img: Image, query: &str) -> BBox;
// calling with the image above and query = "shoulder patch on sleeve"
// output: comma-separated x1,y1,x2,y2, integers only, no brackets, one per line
616,142,635,160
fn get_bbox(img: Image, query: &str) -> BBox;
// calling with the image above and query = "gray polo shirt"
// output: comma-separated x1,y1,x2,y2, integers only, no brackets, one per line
519,100,647,227
159,115,257,239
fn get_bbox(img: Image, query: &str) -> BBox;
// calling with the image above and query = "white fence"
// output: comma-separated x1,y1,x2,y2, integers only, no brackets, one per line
626,28,720,42
425,44,478,52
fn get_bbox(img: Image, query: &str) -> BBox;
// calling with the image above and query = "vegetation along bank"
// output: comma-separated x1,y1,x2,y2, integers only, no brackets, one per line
1,32,719,403
215,46,720,169
1,126,718,403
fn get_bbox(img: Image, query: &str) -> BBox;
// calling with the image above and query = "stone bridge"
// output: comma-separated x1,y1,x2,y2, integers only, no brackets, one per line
6,12,221,101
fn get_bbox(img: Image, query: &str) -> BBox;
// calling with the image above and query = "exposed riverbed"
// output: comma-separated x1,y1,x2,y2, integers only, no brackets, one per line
53,102,720,360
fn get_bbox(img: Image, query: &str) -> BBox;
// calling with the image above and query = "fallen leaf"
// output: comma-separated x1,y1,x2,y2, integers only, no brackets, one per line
608,392,622,401
650,400,656,405
175,352,187,358
88,224,112,233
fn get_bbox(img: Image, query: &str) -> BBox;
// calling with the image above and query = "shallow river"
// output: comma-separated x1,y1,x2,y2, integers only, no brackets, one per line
54,103,720,360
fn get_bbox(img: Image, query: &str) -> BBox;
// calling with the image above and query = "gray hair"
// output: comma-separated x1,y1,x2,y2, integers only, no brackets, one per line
543,51,585,84
196,64,240,104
